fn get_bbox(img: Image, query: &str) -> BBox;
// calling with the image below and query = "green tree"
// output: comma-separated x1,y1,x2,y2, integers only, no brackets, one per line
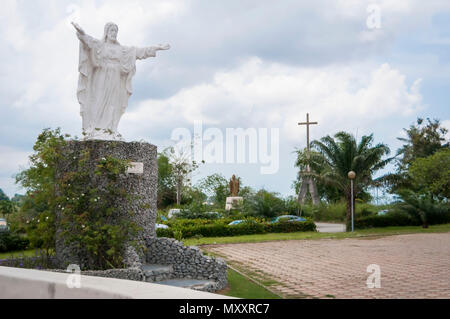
244,189,286,218
163,146,203,205
0,199,17,221
305,132,392,231
389,118,449,192
396,189,450,228
0,188,9,202
182,186,207,206
197,173,230,206
408,148,450,200
15,128,66,254
157,152,177,208
11,194,26,207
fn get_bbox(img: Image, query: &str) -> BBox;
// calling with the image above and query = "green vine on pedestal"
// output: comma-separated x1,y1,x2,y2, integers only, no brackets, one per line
17,128,142,270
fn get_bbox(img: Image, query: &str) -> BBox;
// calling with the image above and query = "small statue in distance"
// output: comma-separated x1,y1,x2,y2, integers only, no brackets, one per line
229,175,240,197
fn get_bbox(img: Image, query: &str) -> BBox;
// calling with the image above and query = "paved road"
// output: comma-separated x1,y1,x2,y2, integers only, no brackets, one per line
205,233,450,299
315,222,346,233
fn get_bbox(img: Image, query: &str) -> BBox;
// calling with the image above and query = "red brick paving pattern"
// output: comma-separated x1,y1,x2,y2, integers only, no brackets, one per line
204,233,450,299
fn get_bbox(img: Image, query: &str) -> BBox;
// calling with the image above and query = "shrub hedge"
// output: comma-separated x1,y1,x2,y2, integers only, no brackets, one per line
354,211,418,229
355,208,450,229
157,218,316,239
0,231,29,253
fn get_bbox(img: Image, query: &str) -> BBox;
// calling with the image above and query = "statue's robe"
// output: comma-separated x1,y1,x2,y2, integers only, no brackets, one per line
76,34,157,140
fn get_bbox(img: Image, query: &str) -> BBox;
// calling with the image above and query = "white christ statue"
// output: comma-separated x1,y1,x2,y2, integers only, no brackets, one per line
72,22,170,141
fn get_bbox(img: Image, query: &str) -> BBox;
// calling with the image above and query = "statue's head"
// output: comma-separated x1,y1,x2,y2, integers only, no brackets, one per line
103,22,119,43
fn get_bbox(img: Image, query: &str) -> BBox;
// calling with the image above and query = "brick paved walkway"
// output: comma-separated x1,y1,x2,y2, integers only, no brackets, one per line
204,233,450,299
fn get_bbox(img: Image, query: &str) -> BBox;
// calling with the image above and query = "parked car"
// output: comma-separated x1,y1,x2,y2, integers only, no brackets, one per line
0,218,8,231
228,219,258,226
155,224,169,230
271,215,306,223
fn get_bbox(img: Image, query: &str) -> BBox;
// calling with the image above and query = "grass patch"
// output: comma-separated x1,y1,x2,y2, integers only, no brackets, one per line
0,248,37,260
0,248,55,260
218,268,281,299
184,223,450,246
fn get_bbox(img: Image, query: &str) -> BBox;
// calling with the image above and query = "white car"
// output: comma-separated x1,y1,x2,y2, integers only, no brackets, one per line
155,224,169,230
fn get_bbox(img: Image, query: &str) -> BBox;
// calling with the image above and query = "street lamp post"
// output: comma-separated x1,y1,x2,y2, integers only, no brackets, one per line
348,171,356,232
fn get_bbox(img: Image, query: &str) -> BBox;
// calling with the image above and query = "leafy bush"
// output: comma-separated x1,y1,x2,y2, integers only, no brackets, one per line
355,193,450,229
0,231,29,253
396,190,450,227
197,173,230,206
181,223,231,238
283,196,302,215
355,210,419,229
243,190,290,218
157,217,316,239
166,218,234,228
301,202,346,222
229,221,267,236
408,148,450,200
267,219,316,233
177,209,221,220
156,228,174,238
300,201,380,222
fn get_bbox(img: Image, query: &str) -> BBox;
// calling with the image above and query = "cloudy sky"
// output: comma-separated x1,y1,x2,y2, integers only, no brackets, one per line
0,0,449,199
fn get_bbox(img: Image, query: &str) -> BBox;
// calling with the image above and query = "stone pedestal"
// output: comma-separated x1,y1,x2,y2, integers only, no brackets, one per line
225,197,243,210
54,140,157,269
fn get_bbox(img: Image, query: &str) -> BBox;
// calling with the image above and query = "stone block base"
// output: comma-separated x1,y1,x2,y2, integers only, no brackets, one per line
54,140,157,269
225,197,244,210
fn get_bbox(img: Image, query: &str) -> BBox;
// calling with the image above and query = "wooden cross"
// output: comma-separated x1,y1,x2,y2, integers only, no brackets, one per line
298,113,318,151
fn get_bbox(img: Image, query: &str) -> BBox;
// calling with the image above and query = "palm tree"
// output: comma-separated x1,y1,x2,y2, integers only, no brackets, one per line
304,132,392,231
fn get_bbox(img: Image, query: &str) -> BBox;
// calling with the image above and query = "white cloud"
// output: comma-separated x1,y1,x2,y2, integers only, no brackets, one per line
0,146,30,173
123,58,423,148
0,0,448,197
1,0,186,133
0,146,30,197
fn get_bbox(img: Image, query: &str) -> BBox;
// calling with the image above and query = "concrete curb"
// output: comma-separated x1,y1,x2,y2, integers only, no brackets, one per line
0,266,234,299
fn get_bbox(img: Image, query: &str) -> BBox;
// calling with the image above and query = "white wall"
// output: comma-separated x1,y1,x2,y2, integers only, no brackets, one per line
0,266,232,299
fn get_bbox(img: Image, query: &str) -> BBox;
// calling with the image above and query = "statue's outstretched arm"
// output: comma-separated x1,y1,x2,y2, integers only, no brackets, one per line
71,22,85,35
156,44,171,51
136,44,171,60
71,22,97,47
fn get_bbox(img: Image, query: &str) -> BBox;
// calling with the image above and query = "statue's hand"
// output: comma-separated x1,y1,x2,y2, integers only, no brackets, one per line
71,22,85,35
158,44,171,50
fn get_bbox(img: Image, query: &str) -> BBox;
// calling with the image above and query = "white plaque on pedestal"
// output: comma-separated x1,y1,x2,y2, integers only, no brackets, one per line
225,196,244,210
127,162,144,174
